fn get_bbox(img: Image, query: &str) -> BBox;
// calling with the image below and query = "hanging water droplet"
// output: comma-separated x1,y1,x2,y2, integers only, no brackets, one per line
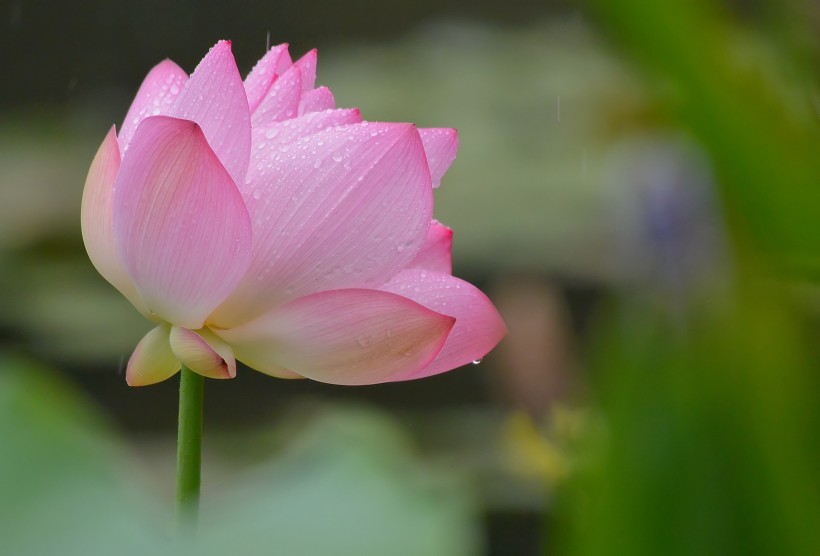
471,358,483,365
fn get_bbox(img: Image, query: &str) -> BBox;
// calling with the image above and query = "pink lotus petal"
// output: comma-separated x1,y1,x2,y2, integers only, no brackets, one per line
211,122,433,327
244,43,292,114
418,128,458,188
241,108,362,198
126,324,181,386
169,326,236,379
81,127,150,314
380,269,506,380
218,288,455,385
251,63,302,127
294,49,318,92
114,116,252,329
408,220,453,274
169,40,251,186
119,60,188,152
298,86,335,116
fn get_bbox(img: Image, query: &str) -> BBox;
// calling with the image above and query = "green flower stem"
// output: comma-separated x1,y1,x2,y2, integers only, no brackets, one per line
176,365,204,530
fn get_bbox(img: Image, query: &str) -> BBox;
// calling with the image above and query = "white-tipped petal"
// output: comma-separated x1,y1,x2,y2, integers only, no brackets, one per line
80,127,149,314
126,324,180,386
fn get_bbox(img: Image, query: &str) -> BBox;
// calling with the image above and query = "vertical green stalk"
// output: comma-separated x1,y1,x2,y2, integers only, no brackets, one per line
176,365,204,530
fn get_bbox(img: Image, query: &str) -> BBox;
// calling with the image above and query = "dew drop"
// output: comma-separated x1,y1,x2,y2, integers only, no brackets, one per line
356,335,374,348
471,358,483,365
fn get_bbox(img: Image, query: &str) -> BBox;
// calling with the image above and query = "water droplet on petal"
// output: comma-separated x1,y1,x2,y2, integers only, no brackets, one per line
472,359,483,365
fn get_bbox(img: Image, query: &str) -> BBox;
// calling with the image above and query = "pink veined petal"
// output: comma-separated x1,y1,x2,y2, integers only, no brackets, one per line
126,324,181,386
211,122,433,327
251,62,302,127
407,220,453,274
244,43,292,114
80,127,150,314
119,60,188,152
114,116,253,330
240,108,362,198
169,326,236,379
380,269,506,381
218,288,455,385
169,40,251,187
418,128,458,188
294,49,318,92
298,86,335,116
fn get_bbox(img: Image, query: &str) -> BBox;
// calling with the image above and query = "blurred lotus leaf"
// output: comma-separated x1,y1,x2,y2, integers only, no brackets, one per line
0,357,479,555
195,407,480,556
0,355,170,555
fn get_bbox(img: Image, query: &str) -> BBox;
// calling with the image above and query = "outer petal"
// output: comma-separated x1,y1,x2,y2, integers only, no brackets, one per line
298,86,335,116
380,269,506,381
169,40,251,186
114,116,253,329
126,324,181,386
407,220,453,274
418,128,458,188
251,63,302,126
81,127,148,313
169,326,236,379
119,60,188,152
244,43,292,114
211,123,433,327
218,289,455,386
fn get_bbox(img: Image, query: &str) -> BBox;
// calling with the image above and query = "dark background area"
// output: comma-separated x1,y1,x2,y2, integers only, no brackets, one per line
2,0,560,107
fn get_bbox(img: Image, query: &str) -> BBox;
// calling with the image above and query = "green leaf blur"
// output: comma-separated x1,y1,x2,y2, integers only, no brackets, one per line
557,1,820,554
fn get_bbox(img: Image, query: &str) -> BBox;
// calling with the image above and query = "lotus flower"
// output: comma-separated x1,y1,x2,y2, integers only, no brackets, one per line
81,40,505,386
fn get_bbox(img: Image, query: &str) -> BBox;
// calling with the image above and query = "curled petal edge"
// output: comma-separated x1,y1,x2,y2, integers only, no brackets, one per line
218,288,455,386
169,326,236,380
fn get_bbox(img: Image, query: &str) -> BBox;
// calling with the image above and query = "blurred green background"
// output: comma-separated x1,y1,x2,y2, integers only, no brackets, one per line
1,0,819,554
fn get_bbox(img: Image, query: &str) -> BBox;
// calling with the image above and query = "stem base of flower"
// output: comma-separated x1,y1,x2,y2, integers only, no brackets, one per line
176,365,204,530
